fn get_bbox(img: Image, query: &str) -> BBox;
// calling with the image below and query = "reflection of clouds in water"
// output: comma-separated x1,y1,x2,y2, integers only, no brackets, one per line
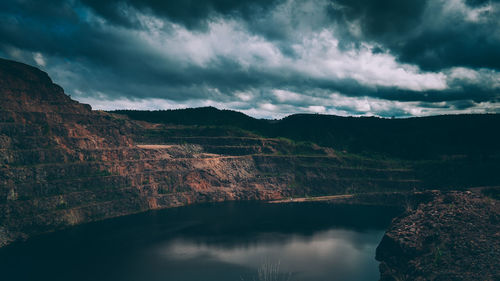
156,229,384,280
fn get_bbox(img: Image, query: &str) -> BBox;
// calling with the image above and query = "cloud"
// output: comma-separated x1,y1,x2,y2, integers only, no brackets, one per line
358,0,500,71
33,52,46,67
80,0,283,29
0,0,498,118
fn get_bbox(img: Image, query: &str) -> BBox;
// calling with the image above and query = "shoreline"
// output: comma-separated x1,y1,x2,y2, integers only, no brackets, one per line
267,194,354,203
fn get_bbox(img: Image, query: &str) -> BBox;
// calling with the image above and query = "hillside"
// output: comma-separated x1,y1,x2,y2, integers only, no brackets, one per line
113,108,500,188
113,108,500,159
1,58,499,281
0,57,499,250
0,58,424,247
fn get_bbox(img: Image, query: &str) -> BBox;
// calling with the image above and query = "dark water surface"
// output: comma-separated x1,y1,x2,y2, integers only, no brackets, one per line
0,202,399,281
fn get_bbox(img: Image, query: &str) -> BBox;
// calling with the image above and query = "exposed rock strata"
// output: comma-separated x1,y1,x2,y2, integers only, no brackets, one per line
376,190,500,281
0,59,421,247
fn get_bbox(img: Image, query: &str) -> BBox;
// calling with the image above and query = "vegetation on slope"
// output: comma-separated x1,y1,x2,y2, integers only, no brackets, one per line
112,107,500,160
112,107,500,190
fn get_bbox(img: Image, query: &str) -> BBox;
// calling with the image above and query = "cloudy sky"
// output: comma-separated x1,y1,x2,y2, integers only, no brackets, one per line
1,0,499,118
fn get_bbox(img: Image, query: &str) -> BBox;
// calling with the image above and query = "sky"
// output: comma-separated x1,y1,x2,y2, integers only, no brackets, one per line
1,0,499,118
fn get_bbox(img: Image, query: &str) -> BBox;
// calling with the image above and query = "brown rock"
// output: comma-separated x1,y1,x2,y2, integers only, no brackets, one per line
376,191,500,281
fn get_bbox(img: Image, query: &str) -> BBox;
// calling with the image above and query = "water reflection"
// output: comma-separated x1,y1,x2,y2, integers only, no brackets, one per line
0,202,399,281
158,229,384,281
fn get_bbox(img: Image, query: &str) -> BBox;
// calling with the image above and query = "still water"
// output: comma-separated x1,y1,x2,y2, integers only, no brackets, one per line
0,202,399,281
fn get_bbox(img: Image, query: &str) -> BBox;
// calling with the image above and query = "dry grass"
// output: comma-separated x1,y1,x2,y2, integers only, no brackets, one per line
241,260,291,281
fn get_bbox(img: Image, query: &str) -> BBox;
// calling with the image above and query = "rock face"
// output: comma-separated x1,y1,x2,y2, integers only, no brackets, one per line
0,59,422,247
376,191,500,281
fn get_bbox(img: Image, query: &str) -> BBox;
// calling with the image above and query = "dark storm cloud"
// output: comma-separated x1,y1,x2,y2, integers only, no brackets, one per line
329,0,500,71
0,0,499,118
466,0,500,7
330,0,429,37
80,0,284,29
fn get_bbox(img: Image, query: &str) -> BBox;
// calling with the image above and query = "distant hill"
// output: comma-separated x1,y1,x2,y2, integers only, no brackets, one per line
112,108,500,159
113,107,261,128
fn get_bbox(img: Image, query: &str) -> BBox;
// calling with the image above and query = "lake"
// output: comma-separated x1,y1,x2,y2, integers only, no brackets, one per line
0,202,399,281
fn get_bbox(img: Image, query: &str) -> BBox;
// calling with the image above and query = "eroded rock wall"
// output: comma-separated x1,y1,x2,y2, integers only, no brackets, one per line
0,59,422,247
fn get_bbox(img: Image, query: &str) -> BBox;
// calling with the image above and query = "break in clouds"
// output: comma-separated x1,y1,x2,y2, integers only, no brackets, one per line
1,0,499,118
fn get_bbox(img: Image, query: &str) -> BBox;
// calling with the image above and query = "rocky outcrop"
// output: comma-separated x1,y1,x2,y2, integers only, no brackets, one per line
0,58,423,247
376,190,500,281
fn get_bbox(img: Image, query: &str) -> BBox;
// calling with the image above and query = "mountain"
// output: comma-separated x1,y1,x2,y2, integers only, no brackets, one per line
1,58,499,250
0,58,422,247
1,58,499,280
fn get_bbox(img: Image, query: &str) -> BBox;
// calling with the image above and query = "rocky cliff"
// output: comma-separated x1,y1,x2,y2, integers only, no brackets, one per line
0,59,420,247
376,190,500,281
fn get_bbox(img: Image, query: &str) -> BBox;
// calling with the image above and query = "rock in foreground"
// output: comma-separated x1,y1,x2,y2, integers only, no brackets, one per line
376,191,500,281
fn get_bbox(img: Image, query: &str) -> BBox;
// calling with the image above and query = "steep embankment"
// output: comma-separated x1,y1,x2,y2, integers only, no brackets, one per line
0,59,418,247
376,190,500,281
